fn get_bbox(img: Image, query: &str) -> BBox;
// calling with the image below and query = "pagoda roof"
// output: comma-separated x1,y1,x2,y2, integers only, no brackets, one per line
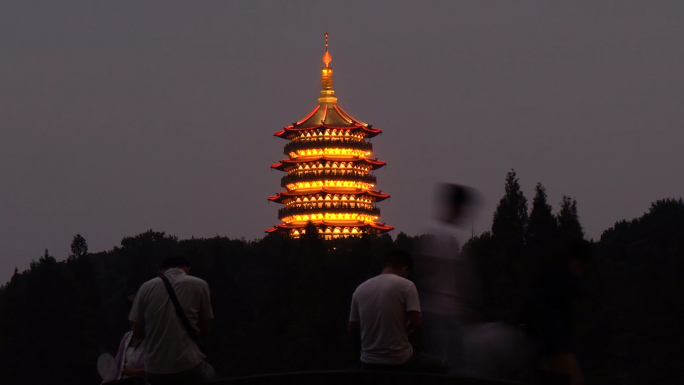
265,221,393,233
270,156,386,171
267,188,390,203
274,104,383,139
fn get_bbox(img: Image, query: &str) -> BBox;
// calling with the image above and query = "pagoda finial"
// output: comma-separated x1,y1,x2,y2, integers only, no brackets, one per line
323,32,332,67
319,32,337,104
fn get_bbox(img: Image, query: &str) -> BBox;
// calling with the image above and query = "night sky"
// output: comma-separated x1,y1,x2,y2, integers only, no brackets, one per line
1,1,683,284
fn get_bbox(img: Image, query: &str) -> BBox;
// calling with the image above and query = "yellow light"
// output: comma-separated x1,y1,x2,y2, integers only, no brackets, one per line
286,180,374,191
281,213,376,224
294,148,367,158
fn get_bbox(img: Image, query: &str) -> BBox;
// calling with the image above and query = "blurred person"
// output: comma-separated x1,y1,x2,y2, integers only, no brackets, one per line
348,250,446,373
415,184,479,370
130,256,215,385
416,184,528,378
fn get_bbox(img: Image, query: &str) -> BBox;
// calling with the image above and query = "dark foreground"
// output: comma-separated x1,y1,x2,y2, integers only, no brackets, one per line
204,370,563,385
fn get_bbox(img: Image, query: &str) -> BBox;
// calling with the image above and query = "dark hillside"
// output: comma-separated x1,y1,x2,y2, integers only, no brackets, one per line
1,194,683,384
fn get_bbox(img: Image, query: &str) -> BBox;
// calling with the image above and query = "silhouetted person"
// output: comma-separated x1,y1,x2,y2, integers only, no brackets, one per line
525,240,589,385
130,256,215,385
349,250,446,373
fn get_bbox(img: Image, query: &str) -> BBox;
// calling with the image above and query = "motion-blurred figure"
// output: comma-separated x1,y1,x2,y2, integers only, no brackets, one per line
416,184,528,378
416,184,479,371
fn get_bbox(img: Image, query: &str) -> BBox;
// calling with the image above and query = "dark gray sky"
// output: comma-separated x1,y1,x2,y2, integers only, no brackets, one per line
1,1,683,284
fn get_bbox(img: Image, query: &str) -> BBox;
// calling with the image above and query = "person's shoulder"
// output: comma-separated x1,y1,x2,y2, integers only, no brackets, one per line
376,273,410,283
354,275,380,292
378,274,416,293
139,276,162,290
182,274,209,287
390,274,414,287
358,274,412,290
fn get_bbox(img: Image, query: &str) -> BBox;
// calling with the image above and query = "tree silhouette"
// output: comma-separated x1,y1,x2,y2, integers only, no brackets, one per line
69,233,88,259
492,169,528,255
557,195,584,243
528,183,558,245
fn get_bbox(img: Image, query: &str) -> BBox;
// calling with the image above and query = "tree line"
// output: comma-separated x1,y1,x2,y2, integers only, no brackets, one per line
0,170,682,384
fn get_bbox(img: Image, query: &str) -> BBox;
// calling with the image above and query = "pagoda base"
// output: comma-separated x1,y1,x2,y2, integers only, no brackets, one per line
266,221,393,239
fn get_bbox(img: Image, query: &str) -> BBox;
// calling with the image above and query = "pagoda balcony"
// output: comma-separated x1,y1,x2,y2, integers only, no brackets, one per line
283,138,372,155
281,172,376,187
278,205,380,220
285,201,375,211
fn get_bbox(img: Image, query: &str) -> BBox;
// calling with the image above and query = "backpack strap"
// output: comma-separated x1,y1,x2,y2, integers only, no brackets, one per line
159,274,201,347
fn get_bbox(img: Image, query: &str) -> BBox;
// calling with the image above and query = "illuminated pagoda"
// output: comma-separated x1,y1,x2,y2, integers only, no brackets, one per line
267,34,392,239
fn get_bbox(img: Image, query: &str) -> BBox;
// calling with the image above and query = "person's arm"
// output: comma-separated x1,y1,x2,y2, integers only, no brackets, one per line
406,310,422,331
197,281,214,336
131,322,145,340
348,294,362,362
405,282,422,331
348,321,361,363
129,286,145,340
348,292,360,336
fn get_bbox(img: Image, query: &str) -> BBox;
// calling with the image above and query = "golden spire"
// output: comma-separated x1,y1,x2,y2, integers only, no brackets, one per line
322,33,332,67
318,32,337,104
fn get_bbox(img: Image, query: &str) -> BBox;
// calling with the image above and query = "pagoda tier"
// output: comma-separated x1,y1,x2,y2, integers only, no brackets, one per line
268,188,389,204
274,104,383,140
265,221,393,237
267,34,392,239
271,156,386,171
270,187,388,219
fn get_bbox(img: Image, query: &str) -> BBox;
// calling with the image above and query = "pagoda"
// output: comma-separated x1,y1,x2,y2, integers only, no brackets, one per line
266,34,393,239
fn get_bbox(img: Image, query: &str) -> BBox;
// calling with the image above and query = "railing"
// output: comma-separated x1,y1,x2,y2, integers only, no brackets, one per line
284,138,372,155
278,205,380,219
281,172,376,187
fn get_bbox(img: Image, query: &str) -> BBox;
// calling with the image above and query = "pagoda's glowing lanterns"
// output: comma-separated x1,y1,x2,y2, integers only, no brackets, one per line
267,34,392,239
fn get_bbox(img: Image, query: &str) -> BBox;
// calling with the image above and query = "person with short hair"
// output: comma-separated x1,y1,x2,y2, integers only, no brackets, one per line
130,256,215,385
348,250,446,373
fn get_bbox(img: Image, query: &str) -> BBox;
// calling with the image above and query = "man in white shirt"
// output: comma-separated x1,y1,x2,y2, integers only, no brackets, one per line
130,256,215,385
349,250,446,373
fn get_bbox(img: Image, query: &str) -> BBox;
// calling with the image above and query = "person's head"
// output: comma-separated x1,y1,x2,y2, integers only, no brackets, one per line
382,249,414,278
435,183,478,225
159,255,191,274
562,239,592,276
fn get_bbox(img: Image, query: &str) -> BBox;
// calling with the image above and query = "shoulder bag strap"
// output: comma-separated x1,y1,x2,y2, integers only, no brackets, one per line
159,274,201,345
